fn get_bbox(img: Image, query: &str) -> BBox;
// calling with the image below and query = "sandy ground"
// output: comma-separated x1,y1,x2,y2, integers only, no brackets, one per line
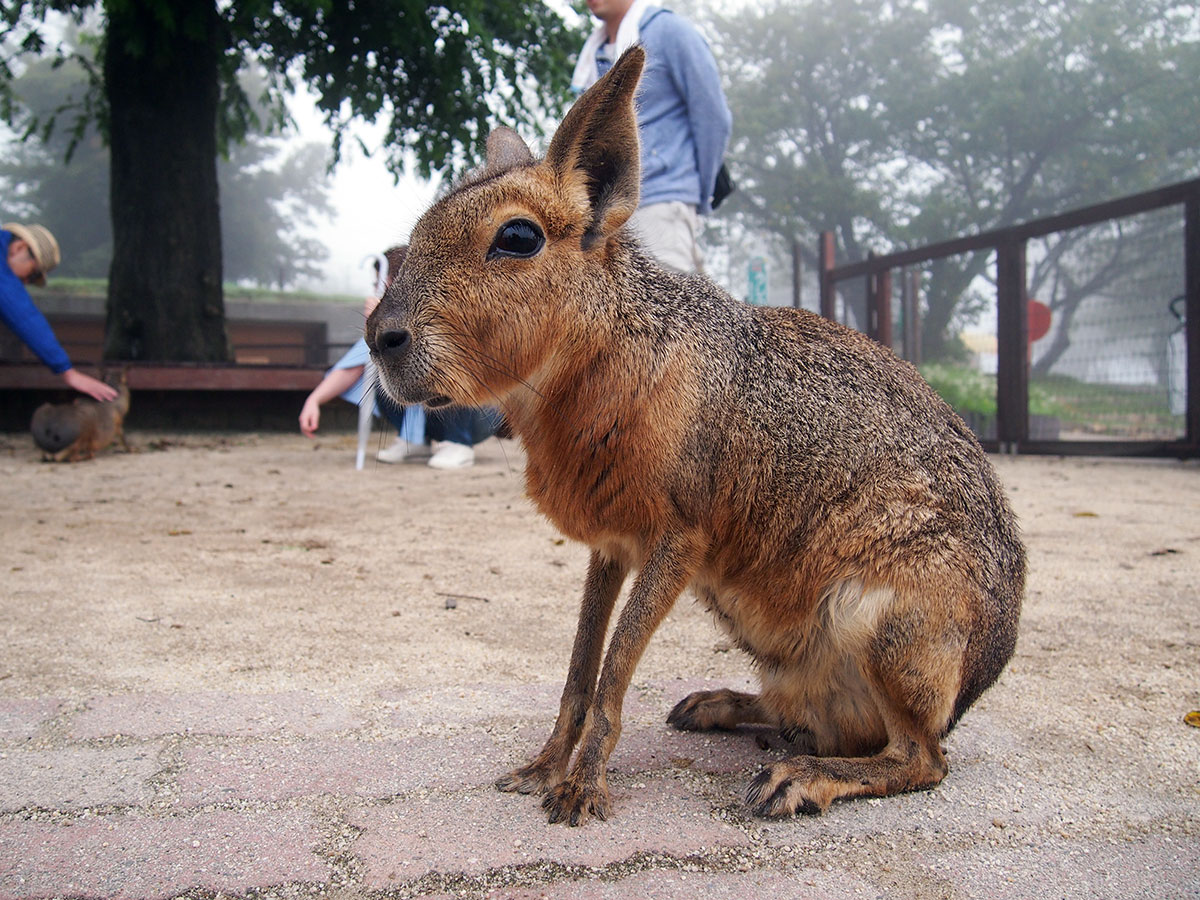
1,428,1198,895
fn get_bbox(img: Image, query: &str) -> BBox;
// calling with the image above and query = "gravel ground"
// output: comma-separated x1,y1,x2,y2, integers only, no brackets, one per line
0,430,1197,898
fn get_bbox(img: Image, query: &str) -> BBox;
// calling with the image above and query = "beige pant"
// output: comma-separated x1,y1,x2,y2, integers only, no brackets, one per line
629,201,704,274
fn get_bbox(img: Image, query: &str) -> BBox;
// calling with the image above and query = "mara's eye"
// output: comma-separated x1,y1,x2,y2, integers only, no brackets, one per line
487,219,544,260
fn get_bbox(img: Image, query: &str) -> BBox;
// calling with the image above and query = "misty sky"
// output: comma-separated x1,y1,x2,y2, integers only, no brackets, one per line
290,0,587,297
293,0,748,299
287,93,440,297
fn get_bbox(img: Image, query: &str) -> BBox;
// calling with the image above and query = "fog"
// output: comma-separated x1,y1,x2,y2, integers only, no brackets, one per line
286,0,585,298
285,0,744,298
285,94,440,297
289,0,738,298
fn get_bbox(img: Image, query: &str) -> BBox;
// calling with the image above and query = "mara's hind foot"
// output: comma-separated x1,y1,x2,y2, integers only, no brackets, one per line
746,738,949,818
667,688,771,732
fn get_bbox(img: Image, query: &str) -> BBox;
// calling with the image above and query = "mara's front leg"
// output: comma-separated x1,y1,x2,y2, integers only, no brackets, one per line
542,532,702,825
495,551,626,795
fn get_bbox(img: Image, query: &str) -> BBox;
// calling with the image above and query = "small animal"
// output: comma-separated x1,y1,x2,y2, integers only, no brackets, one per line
31,374,130,462
366,48,1025,826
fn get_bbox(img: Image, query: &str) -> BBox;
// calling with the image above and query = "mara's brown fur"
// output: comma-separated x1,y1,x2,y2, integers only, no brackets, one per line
366,48,1024,826
31,373,130,462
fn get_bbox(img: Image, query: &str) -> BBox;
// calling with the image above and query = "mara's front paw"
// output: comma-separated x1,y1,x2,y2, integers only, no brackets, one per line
495,760,563,796
541,777,611,826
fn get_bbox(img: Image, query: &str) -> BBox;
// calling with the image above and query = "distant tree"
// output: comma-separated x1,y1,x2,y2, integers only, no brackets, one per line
1026,210,1183,379
709,0,939,327
711,0,1200,358
0,125,112,277
2,1,579,362
1,51,334,287
0,47,112,277
218,140,333,290
901,0,1200,357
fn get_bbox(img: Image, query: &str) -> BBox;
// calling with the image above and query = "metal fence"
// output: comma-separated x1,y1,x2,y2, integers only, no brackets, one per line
818,178,1199,458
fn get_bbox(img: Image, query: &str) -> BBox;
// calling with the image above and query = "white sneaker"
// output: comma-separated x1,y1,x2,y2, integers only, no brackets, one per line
376,437,431,464
427,441,475,469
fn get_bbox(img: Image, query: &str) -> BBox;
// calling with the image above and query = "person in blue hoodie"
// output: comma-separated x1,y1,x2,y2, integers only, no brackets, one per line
1,222,117,402
571,0,732,274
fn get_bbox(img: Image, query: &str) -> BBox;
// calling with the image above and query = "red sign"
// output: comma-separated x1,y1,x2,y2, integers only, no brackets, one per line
1028,299,1052,342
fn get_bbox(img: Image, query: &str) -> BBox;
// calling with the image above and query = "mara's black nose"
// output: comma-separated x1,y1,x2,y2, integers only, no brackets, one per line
377,328,411,358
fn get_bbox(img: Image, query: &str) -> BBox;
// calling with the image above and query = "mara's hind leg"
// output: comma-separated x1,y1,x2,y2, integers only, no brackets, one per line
746,605,966,817
667,688,773,732
746,725,948,817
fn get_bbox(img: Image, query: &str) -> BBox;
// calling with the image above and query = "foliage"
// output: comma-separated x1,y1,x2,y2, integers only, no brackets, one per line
915,359,1180,439
1,0,581,360
1031,373,1179,437
920,362,1069,420
903,0,1200,235
0,50,334,286
4,1,580,176
919,362,999,416
712,0,934,252
0,43,110,273
229,1,581,178
710,0,1200,358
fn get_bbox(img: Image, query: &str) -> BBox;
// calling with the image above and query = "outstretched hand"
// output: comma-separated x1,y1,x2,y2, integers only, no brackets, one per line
61,368,119,402
299,396,321,437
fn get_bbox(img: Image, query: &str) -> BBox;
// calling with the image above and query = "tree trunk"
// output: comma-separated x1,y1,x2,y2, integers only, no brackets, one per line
921,250,993,361
103,0,230,362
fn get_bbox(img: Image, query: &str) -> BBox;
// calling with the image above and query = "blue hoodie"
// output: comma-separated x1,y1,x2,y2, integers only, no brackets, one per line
0,229,71,373
592,7,732,215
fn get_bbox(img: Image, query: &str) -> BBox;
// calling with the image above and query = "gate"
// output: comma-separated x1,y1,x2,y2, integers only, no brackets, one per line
818,178,1200,457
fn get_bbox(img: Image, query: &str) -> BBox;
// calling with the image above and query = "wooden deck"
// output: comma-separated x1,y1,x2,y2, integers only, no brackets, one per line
0,362,332,430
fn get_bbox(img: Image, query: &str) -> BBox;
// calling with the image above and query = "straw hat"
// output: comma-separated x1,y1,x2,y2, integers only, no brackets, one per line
3,222,61,286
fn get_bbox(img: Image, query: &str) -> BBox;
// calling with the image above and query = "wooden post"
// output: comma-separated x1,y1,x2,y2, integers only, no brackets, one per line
819,231,836,321
1185,194,1200,452
995,239,1029,449
866,253,877,339
902,269,922,364
868,266,893,349
792,238,803,309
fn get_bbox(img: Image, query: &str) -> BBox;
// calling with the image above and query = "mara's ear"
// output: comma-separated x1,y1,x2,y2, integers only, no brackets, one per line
484,126,535,175
546,46,645,250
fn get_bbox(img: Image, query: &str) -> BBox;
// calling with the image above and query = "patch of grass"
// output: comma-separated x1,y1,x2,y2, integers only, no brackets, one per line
1032,374,1179,438
920,362,1182,438
34,278,106,297
919,362,998,417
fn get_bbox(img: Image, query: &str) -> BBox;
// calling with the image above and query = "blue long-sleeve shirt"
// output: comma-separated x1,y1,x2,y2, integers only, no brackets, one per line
594,7,732,215
0,229,71,373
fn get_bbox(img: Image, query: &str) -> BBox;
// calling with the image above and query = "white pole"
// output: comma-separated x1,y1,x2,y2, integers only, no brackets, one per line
355,253,390,471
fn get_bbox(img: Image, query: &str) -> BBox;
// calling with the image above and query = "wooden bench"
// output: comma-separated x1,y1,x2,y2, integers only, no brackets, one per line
0,361,324,392
0,361,332,431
